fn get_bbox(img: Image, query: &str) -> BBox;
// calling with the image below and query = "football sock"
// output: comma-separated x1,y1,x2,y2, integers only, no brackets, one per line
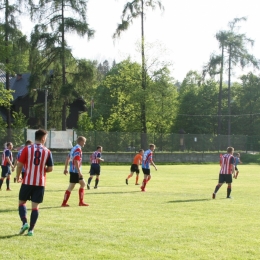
135,175,139,184
79,188,84,203
95,178,99,187
227,185,231,197
88,177,93,185
142,179,147,189
6,177,10,189
19,203,27,225
62,190,71,205
214,184,221,194
0,178,3,189
29,208,39,231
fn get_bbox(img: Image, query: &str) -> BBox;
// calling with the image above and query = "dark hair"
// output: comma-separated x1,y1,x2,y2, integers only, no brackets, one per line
139,149,144,153
25,140,33,145
97,145,102,150
35,129,47,141
6,142,13,147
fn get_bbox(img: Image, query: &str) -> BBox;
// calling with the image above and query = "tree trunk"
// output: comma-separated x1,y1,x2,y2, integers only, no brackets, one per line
140,0,147,147
228,45,232,144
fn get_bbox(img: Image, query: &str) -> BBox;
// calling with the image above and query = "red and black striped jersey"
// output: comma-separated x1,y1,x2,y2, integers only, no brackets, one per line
219,153,234,174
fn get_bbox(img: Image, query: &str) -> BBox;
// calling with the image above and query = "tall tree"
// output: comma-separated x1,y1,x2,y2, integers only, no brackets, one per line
0,0,28,137
113,0,164,147
29,0,94,130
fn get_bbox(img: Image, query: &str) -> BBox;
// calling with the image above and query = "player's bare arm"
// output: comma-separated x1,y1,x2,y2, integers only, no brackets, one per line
16,162,23,180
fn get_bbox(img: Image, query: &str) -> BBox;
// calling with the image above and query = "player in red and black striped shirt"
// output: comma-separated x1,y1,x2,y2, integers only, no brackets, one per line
16,129,53,236
212,147,235,199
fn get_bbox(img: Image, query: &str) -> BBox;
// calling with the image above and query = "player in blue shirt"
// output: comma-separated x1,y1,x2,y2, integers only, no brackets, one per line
141,144,157,192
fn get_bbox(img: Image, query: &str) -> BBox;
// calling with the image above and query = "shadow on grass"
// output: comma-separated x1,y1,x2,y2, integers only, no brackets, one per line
0,206,62,213
168,198,211,203
85,190,140,195
0,234,20,239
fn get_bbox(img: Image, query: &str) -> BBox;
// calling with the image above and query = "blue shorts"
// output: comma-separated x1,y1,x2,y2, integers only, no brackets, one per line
90,164,100,176
19,184,45,203
1,165,11,178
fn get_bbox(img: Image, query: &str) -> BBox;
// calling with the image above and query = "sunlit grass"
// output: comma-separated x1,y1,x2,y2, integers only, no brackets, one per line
0,164,259,259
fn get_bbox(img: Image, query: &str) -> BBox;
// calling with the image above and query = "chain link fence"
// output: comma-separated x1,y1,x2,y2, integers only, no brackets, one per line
1,129,260,153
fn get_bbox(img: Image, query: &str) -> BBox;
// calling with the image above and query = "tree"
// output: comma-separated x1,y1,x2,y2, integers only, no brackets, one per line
203,18,259,138
29,0,95,130
114,0,164,147
0,0,29,137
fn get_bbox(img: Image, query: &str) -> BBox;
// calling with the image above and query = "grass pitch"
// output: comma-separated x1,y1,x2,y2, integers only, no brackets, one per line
0,164,259,260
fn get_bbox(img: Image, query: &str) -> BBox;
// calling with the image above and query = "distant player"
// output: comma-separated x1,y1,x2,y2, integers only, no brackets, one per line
126,149,144,185
17,129,53,236
0,142,14,191
212,147,235,199
87,146,104,189
61,136,88,207
234,153,242,179
141,144,157,192
13,140,33,183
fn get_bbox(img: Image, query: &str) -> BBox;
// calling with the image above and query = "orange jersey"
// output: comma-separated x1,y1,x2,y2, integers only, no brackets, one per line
133,154,142,165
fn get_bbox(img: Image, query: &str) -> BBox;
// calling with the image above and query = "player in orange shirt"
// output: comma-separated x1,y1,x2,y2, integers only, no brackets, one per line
126,149,144,185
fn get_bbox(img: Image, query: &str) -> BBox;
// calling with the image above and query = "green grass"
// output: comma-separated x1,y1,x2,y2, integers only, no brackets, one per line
0,165,259,260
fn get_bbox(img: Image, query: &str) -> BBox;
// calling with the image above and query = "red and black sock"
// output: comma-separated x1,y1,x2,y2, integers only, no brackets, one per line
29,208,39,231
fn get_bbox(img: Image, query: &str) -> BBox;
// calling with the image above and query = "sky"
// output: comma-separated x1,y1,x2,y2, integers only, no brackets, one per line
21,0,260,82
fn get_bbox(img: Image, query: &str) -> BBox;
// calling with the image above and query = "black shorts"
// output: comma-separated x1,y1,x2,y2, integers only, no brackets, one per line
69,173,82,183
1,165,11,178
142,168,151,175
218,174,232,184
19,184,45,203
130,164,140,174
90,164,100,176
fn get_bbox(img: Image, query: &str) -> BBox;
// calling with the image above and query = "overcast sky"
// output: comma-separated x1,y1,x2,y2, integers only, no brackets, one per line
21,0,260,82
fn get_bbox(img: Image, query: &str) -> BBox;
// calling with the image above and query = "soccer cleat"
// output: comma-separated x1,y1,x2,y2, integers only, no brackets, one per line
6,188,12,191
212,193,216,199
125,179,128,185
87,184,90,190
27,230,34,236
61,203,69,207
140,186,145,192
135,183,140,185
19,223,29,235
94,186,98,189
79,202,89,206
227,196,232,199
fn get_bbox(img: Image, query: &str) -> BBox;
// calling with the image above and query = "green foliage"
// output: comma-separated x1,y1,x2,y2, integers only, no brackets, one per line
77,112,94,132
0,84,13,107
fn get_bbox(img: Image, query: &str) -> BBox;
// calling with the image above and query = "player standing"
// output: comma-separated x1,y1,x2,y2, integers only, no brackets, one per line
17,129,53,236
87,146,104,189
61,136,89,206
126,149,144,185
234,153,242,179
13,140,33,183
141,144,157,192
212,147,235,199
0,142,14,191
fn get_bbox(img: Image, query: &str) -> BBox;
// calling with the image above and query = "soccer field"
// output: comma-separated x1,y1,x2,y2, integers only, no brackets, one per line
0,165,259,260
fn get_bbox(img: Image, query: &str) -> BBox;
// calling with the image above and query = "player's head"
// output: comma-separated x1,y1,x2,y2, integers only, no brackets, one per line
236,153,240,157
25,140,33,146
77,136,86,147
97,145,102,152
149,144,156,151
35,129,48,144
6,142,13,149
139,149,144,155
227,147,234,154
